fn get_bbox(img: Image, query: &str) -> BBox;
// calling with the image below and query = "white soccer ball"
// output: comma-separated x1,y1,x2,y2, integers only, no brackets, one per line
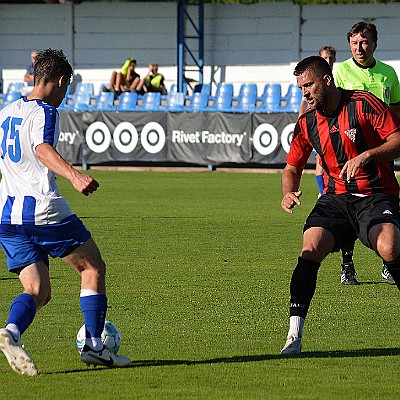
76,320,121,354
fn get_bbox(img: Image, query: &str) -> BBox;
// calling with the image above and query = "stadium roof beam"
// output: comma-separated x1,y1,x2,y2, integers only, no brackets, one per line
177,0,204,92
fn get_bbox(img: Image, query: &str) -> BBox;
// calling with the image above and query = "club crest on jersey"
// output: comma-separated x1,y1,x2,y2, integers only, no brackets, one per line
344,128,357,142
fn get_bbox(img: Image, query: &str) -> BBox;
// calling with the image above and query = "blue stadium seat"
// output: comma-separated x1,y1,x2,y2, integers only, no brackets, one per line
138,92,162,111
92,91,115,111
193,83,211,96
256,83,282,112
7,82,25,93
169,82,188,94
185,92,209,112
69,82,95,103
165,92,185,111
234,83,257,112
57,85,71,110
209,83,233,112
67,91,91,111
117,91,138,111
0,91,22,109
282,84,302,113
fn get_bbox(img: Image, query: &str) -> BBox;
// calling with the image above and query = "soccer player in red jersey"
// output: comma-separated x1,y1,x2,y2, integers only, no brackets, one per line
280,56,400,355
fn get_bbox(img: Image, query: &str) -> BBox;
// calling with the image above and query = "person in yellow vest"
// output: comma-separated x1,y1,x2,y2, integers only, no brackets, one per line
136,63,166,95
106,58,140,95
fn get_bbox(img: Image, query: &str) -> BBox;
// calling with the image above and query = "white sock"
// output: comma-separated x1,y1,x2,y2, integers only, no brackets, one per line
288,316,305,338
86,337,103,352
5,323,21,341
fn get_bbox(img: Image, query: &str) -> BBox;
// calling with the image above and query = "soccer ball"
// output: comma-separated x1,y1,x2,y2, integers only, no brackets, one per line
76,320,121,354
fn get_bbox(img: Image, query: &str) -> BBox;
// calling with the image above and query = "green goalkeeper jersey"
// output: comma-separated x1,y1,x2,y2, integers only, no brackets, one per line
333,58,400,106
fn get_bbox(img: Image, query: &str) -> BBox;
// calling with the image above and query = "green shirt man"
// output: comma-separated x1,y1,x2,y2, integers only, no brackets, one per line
333,21,400,115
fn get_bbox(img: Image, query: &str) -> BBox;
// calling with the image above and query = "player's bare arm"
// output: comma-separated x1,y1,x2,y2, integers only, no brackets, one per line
35,143,99,196
339,130,400,182
281,164,303,213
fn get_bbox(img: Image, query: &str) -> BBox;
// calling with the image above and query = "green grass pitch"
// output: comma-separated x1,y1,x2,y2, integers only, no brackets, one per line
0,170,399,399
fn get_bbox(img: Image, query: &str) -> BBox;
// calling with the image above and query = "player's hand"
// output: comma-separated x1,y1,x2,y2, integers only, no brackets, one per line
72,173,99,196
281,190,302,213
339,153,369,183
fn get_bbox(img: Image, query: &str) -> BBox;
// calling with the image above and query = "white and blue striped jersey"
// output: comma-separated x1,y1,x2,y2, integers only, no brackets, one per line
0,98,72,225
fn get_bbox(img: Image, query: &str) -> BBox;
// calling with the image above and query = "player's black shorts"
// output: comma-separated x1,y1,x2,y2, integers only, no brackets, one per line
304,193,400,252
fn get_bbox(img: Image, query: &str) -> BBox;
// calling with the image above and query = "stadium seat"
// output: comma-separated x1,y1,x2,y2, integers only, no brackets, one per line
209,83,233,112
282,84,302,113
138,92,162,111
0,91,22,109
69,82,95,103
234,83,257,112
67,91,91,111
57,85,71,110
6,82,26,93
185,92,209,112
165,92,185,111
169,82,188,94
92,91,115,111
117,91,138,111
256,83,282,112
193,83,211,96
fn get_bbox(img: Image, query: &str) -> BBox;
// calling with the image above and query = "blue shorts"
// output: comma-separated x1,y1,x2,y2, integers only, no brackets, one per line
0,214,91,272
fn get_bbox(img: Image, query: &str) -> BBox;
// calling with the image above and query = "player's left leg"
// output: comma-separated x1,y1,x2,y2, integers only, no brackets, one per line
369,222,400,289
63,237,131,367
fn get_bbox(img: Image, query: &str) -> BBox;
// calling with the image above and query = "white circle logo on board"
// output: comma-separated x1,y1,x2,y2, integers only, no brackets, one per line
113,122,138,154
253,123,279,155
85,122,111,153
281,123,296,153
141,122,166,154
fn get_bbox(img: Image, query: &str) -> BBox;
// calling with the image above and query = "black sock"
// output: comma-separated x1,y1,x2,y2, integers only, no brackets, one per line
385,256,400,290
289,256,320,319
341,243,354,264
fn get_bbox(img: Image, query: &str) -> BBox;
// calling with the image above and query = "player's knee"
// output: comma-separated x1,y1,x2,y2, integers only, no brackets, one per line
33,286,51,310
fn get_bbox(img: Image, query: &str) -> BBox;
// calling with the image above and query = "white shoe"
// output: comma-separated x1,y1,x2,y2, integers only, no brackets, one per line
382,264,396,285
0,328,38,376
80,345,131,367
281,335,302,355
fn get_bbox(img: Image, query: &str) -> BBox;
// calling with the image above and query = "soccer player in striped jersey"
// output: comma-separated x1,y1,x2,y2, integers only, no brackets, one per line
0,49,131,376
280,56,400,355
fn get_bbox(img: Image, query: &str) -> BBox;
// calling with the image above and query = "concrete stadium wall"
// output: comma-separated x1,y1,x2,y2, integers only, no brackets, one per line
1,1,400,96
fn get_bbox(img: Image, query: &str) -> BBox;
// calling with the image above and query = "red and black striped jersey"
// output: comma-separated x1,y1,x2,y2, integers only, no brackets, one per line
287,89,400,195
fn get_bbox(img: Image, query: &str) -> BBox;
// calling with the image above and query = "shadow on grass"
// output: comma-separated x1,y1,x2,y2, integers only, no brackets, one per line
45,347,400,375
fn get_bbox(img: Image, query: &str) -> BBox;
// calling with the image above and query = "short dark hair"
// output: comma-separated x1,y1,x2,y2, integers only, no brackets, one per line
34,48,73,85
294,56,333,79
318,46,336,58
347,21,378,44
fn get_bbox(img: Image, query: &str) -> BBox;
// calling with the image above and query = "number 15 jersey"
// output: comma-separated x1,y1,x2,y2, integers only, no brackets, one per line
0,98,72,225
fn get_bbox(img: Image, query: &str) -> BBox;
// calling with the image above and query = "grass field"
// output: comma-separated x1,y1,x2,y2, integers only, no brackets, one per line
0,170,399,399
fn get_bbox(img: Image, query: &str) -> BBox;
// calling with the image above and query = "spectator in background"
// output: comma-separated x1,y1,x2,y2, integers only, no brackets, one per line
136,63,167,95
105,58,140,96
333,21,400,284
23,51,39,87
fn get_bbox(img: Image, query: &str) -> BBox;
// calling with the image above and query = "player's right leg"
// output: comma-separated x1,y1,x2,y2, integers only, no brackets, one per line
63,237,131,367
281,226,334,356
0,224,52,376
0,261,50,377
